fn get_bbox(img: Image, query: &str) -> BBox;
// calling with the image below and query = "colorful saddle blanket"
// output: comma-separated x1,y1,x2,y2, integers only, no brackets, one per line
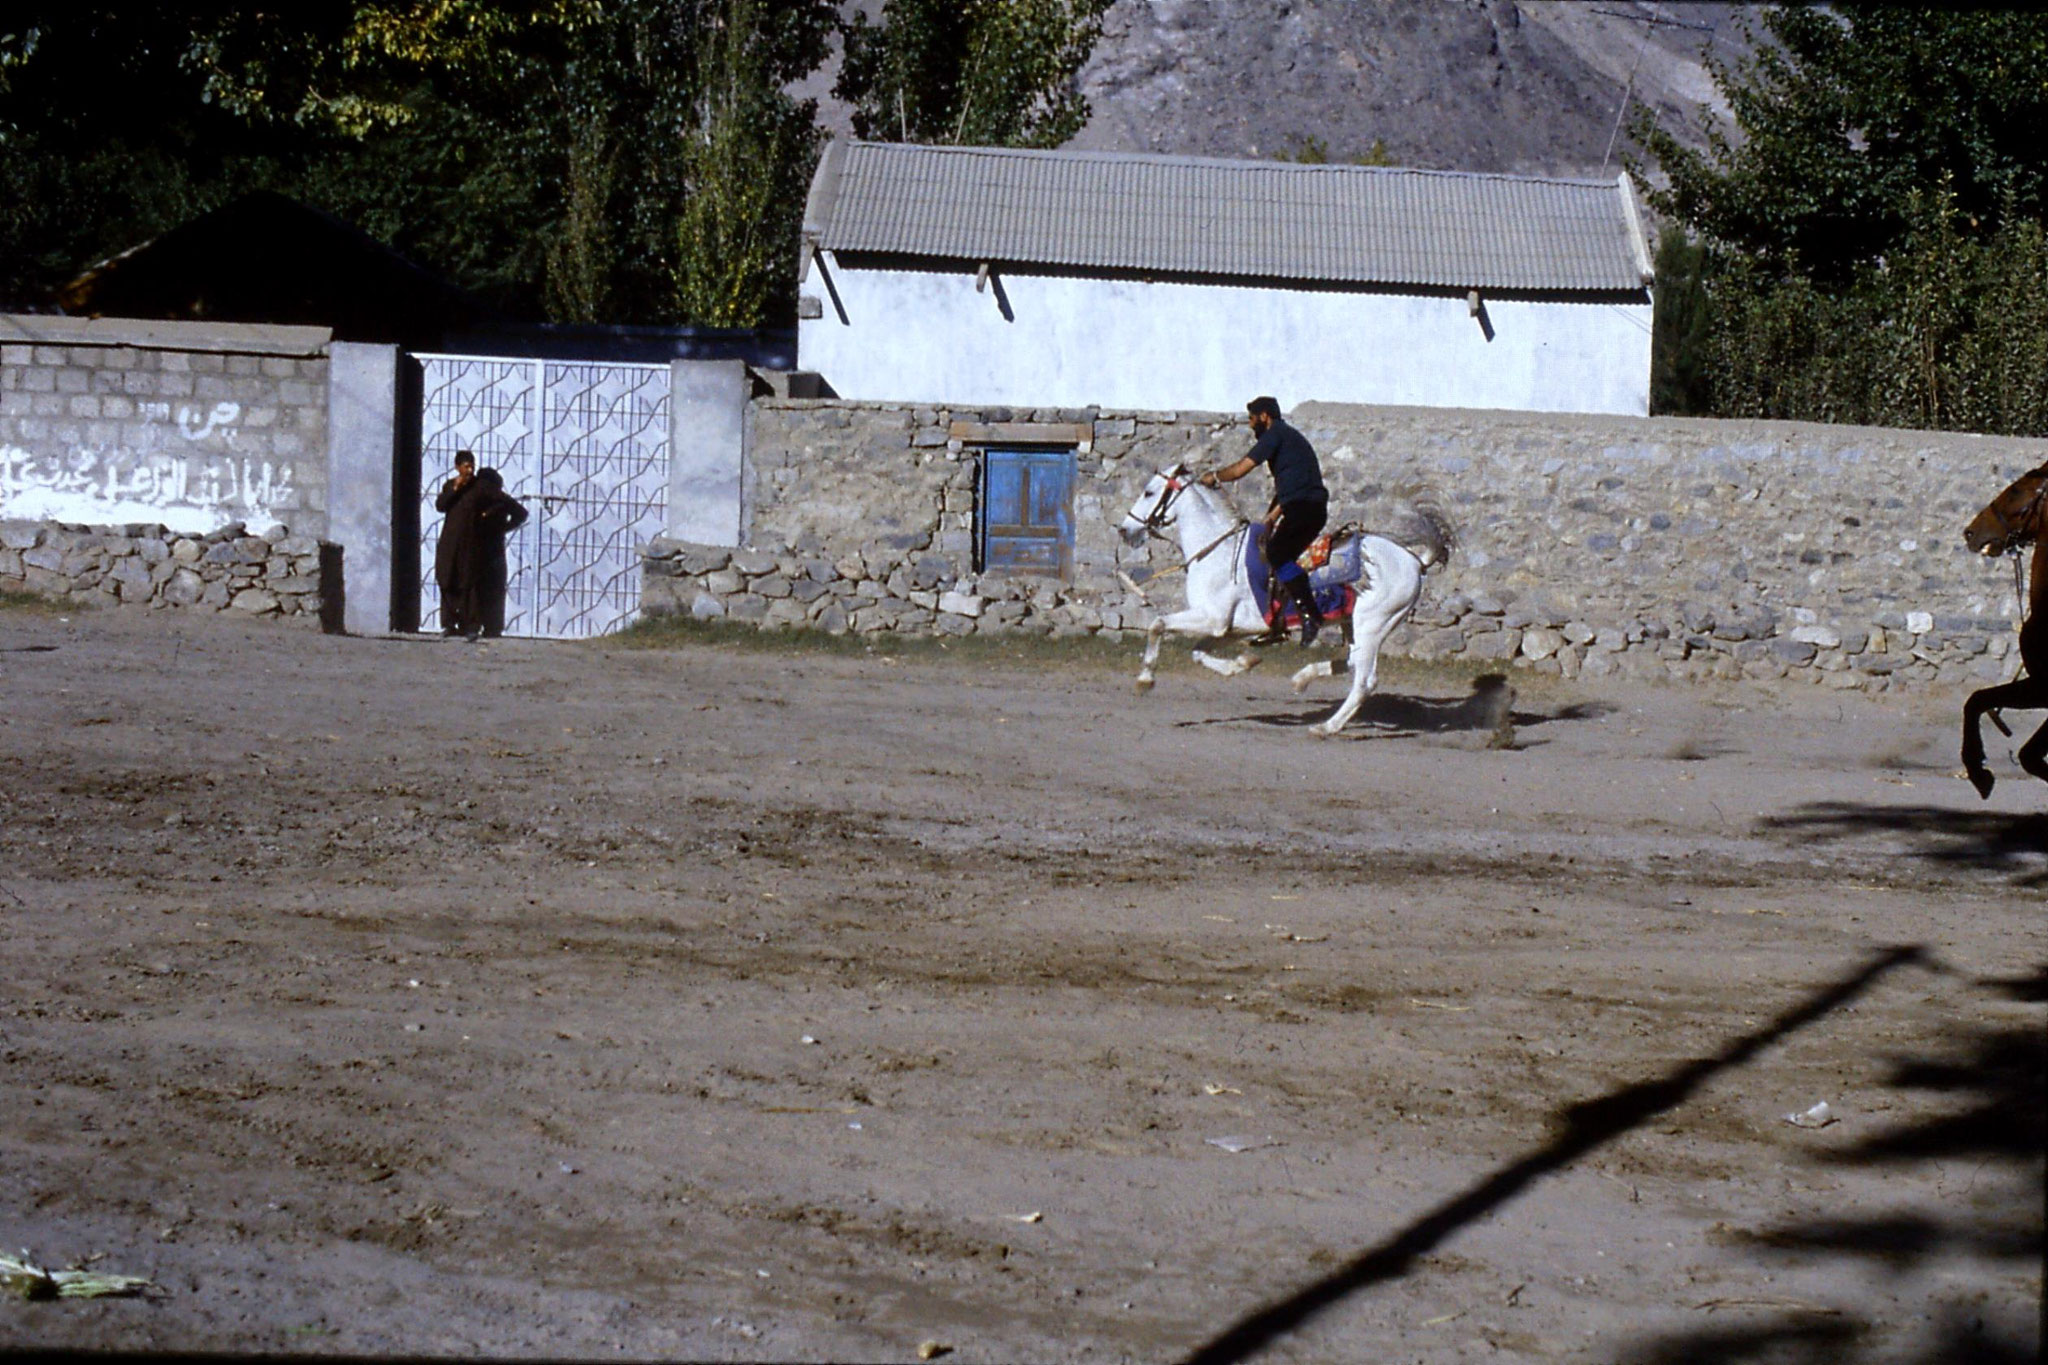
1246,525,1365,626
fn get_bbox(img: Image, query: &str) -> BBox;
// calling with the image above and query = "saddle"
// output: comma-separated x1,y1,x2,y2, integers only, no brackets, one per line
1247,522,1366,627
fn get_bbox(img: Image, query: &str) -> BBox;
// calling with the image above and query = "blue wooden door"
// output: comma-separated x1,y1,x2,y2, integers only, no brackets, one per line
980,448,1076,576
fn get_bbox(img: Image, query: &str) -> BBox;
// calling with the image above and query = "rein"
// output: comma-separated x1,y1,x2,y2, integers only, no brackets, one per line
1982,473,2048,556
1978,474,2048,629
1139,473,1247,573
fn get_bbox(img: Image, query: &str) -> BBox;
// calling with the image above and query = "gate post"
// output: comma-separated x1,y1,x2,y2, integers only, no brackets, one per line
668,359,747,547
325,341,401,634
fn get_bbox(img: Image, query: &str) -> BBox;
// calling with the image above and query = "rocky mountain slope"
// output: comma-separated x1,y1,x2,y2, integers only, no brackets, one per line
808,1,1761,182
1070,0,1755,177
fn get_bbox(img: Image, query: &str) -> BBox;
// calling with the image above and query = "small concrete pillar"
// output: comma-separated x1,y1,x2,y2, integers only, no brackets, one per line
325,342,400,633
669,359,746,547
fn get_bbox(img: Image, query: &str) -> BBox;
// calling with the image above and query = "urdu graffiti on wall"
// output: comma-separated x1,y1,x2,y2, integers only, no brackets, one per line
0,401,301,534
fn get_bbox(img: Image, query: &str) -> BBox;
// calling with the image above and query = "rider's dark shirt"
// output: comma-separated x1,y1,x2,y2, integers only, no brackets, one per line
1248,419,1327,505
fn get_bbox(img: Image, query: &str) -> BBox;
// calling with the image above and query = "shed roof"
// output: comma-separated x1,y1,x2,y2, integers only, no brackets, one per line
805,140,1653,294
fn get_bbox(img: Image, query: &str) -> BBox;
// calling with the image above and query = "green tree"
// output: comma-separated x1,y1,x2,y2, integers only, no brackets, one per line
1647,227,1712,417
1274,135,1396,167
0,8,286,306
674,0,822,326
835,0,1112,148
1631,7,2048,286
1629,6,2048,436
0,2,835,326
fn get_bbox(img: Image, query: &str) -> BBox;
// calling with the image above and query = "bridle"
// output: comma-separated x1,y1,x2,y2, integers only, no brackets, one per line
1975,470,2048,612
1135,469,1245,569
1137,470,1194,537
1977,469,2048,557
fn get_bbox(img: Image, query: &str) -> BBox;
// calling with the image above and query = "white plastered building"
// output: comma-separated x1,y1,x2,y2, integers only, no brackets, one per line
797,139,1655,416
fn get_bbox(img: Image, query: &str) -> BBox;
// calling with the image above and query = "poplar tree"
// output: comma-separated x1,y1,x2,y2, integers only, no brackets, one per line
835,0,1113,149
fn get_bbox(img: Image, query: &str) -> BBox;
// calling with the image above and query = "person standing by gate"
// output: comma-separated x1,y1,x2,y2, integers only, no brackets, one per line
457,468,529,639
1200,396,1329,646
433,449,481,636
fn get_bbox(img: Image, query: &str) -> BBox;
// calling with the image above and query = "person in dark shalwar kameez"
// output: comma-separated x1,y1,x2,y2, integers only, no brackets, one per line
457,468,529,639
433,450,481,636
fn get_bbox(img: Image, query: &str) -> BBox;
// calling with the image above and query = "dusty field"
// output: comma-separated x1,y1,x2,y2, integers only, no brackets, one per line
1,605,2042,1363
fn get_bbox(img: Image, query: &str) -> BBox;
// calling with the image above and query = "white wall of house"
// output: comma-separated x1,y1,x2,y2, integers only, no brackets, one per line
800,256,1653,416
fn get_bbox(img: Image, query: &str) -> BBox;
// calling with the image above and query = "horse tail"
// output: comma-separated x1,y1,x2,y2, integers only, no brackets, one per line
1389,495,1456,573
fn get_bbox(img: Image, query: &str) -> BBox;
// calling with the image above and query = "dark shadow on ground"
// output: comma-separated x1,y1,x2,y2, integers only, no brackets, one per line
1175,673,1615,739
1760,802,2048,888
1615,965,2045,1365
1178,947,1927,1365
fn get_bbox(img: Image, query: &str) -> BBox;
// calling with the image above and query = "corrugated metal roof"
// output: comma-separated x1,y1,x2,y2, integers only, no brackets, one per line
805,140,1652,293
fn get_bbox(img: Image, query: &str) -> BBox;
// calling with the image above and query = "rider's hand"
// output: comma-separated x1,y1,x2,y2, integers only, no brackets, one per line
1198,470,1219,488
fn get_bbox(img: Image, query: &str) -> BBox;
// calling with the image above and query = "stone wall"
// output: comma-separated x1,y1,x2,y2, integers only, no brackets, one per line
0,315,331,539
0,519,337,624
644,398,2048,693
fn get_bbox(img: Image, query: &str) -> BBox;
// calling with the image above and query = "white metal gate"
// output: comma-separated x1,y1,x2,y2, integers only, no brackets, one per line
415,354,670,639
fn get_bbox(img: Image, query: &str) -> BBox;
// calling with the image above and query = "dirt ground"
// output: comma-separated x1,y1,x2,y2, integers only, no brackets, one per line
2,605,2042,1363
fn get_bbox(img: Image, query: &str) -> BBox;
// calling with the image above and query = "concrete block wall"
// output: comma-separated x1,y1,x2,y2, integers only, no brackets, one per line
642,397,2048,693
0,316,331,539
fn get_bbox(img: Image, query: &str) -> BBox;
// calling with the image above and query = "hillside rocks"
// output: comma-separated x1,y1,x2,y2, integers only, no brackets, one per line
1068,0,1754,177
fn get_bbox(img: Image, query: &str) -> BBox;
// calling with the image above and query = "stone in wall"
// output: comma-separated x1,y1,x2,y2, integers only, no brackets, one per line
637,396,2044,694
0,517,336,626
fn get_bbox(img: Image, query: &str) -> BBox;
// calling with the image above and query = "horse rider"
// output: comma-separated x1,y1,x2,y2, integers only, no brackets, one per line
1201,396,1329,646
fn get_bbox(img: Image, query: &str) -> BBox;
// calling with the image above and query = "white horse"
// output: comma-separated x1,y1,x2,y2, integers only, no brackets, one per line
1116,463,1454,736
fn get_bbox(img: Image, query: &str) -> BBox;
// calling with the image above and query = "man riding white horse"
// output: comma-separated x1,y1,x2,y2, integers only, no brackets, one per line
1200,396,1328,647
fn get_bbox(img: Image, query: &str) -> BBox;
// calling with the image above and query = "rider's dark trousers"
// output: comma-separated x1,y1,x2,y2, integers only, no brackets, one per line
1267,497,1329,581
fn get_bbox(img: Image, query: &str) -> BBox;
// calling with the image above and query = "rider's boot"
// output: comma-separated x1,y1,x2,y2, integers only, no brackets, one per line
1249,571,1289,646
1287,575,1322,647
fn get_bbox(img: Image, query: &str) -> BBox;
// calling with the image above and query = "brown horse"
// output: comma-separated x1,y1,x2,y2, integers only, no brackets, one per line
1961,462,2048,798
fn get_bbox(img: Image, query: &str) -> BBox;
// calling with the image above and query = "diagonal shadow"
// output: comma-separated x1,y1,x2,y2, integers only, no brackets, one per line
1180,945,1928,1365
1173,676,1614,737
1759,802,2048,888
1617,964,2045,1364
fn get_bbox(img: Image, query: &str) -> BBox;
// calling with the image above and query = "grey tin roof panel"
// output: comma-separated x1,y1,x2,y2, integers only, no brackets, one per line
809,141,1650,292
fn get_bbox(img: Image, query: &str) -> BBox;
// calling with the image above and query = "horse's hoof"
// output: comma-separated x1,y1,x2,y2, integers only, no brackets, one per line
1291,661,1335,694
1134,676,1155,695
1966,765,1996,799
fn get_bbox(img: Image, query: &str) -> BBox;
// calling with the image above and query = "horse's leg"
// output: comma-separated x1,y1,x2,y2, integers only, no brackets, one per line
2006,663,2048,785
2020,714,2048,787
1136,618,1166,693
1138,608,1227,692
1314,547,1422,737
1290,660,1335,694
1318,610,1395,736
1194,649,1262,677
1963,676,2038,797
1289,592,1358,694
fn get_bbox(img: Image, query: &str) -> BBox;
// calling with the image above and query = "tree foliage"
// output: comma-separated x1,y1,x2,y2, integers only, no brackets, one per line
1633,6,2048,285
836,0,1111,148
1702,190,2048,435
1647,227,1711,420
674,0,822,327
0,0,833,326
1630,6,2048,435
1274,134,1396,167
